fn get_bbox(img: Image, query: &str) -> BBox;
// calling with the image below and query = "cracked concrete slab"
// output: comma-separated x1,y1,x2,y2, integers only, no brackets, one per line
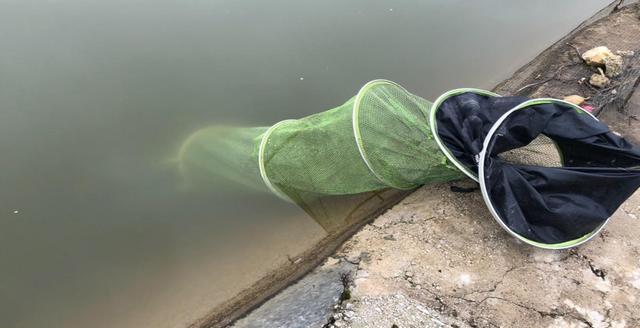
328,184,640,328
232,261,356,328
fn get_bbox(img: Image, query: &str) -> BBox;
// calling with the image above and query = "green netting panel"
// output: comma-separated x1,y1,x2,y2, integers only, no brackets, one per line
178,79,463,204
178,126,268,193
354,80,463,189
261,97,386,197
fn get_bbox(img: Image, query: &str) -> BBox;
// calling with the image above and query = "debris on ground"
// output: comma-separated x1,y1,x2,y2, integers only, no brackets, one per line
589,68,610,88
604,53,624,77
563,94,586,105
581,45,624,77
581,104,595,112
327,294,467,328
581,46,615,65
495,3,640,117
616,50,635,57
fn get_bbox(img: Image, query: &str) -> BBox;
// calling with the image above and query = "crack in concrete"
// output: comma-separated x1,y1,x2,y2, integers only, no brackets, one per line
486,296,595,328
588,261,607,281
322,272,354,328
418,283,598,328
408,260,604,328
569,249,608,281
461,265,519,299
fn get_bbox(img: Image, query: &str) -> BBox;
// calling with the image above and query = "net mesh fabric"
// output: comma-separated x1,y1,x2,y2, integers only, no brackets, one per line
499,135,563,167
263,80,463,197
263,97,385,196
357,82,463,188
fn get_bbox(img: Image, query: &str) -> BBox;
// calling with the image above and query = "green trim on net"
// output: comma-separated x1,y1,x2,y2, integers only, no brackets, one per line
258,119,295,202
429,88,501,182
478,98,604,249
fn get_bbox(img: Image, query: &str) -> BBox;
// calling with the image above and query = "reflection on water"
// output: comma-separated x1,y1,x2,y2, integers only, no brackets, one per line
0,0,609,327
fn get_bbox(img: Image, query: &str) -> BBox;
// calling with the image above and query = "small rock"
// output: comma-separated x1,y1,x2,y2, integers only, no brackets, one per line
416,304,430,314
582,46,614,66
604,54,623,77
345,310,355,318
611,89,618,95
616,50,635,57
563,95,586,105
383,234,396,241
459,273,472,286
334,320,345,327
325,257,340,266
589,73,610,88
356,269,369,278
345,302,354,310
405,271,414,277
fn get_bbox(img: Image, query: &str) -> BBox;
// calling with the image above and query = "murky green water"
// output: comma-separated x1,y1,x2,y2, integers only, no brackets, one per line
0,1,609,327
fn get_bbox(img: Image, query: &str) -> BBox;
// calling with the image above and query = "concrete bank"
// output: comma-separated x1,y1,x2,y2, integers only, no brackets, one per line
233,2,640,328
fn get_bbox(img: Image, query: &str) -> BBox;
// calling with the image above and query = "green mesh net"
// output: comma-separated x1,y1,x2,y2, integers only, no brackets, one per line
178,80,463,226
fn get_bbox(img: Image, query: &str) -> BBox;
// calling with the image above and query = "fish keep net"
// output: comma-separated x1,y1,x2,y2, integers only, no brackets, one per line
179,80,464,204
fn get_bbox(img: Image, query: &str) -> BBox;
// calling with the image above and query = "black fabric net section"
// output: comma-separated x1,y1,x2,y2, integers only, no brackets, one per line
435,93,528,174
483,102,640,244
